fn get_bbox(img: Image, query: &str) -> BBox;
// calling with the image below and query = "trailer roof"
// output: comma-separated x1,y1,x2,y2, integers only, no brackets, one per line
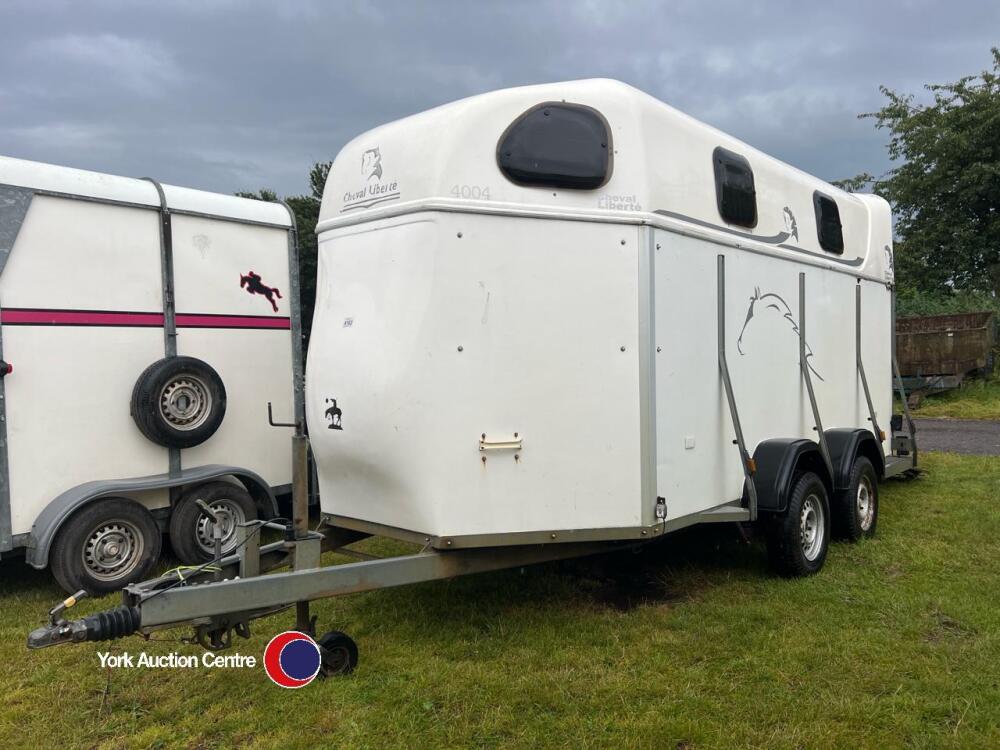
0,155,292,228
319,79,893,282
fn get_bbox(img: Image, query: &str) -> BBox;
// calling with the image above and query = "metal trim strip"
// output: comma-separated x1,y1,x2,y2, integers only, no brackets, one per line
0,186,32,552
637,226,657,525
0,183,292,230
323,499,748,550
316,201,888,285
279,202,306,432
0,308,291,329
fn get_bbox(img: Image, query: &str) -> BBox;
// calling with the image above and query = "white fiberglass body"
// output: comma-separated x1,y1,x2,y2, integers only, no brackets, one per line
307,79,894,547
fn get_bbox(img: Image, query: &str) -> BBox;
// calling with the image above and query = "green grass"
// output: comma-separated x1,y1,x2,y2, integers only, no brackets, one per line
898,377,1000,420
2,453,999,749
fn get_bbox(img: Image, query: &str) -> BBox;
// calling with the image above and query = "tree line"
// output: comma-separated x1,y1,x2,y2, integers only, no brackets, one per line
835,48,1000,316
236,161,329,344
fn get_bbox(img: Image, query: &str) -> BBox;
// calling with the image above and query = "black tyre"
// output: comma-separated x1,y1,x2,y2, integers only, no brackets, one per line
832,456,879,542
50,498,162,595
130,357,226,449
168,481,257,565
765,472,831,577
318,631,358,676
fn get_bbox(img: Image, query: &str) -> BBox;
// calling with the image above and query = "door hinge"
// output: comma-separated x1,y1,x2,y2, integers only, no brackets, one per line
655,496,666,520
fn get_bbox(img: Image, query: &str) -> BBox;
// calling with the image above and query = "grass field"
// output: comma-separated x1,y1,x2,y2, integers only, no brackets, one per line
899,377,1000,420
1,452,998,749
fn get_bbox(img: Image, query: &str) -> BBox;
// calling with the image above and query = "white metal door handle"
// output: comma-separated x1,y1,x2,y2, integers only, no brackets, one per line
479,434,522,452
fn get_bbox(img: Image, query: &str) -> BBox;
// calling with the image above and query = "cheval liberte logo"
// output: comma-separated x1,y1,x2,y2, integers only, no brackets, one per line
598,193,642,211
341,146,400,212
96,630,322,689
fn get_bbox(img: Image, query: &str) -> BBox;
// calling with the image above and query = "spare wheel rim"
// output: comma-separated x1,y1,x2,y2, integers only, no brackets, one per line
159,374,212,431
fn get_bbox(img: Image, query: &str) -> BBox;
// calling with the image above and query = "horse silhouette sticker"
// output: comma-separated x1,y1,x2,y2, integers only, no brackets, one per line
325,398,343,430
737,287,824,381
239,270,282,312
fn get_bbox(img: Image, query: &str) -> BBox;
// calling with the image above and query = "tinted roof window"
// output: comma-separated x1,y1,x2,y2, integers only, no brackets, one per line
813,192,844,254
713,147,757,227
497,103,611,190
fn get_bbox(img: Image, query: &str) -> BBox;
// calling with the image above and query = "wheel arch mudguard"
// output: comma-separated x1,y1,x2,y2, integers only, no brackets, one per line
825,428,885,489
25,465,279,570
752,438,833,514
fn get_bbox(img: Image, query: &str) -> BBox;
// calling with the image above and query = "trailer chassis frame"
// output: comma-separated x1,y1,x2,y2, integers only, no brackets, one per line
27,512,631,651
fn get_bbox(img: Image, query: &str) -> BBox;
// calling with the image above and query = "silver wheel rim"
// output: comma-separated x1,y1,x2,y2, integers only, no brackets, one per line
195,499,247,556
82,520,145,582
800,494,825,562
857,477,875,531
159,375,212,432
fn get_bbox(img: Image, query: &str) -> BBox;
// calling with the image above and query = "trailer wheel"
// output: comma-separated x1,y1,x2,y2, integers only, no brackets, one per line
833,456,879,542
169,482,257,565
131,357,227,449
318,631,358,676
49,498,162,595
766,472,830,577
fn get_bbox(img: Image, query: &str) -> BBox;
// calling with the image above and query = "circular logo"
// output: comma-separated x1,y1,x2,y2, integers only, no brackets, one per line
263,631,321,688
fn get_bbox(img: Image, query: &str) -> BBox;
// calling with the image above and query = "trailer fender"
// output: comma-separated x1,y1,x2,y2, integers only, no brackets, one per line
25,464,279,570
752,439,832,514
825,428,885,488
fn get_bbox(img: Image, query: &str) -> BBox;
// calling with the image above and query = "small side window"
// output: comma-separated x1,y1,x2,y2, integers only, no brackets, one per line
813,192,844,254
712,147,757,228
497,102,611,190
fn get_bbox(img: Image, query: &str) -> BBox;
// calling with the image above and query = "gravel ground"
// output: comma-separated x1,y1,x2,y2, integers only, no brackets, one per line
912,418,1000,456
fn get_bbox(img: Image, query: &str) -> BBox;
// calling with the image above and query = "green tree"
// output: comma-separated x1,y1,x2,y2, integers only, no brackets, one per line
237,161,331,347
839,49,1000,300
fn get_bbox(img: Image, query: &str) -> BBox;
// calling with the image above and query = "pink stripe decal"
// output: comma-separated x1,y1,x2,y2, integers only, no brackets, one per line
1,308,290,329
1,309,164,326
176,314,291,329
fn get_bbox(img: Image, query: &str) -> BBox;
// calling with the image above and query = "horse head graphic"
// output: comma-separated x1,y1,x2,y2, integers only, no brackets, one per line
361,148,383,182
782,207,799,241
737,286,823,381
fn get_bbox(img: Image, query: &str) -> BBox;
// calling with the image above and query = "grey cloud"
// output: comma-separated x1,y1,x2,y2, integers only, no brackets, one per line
0,0,997,196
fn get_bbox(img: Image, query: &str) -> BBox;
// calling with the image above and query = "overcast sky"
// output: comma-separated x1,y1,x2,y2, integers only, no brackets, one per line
1,0,997,197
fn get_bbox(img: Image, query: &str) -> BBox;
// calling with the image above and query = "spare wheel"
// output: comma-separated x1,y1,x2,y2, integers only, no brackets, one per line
130,356,227,449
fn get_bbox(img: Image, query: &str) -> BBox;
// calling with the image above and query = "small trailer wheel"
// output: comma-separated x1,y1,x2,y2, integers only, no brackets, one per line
50,498,162,595
169,482,258,564
317,631,358,676
832,456,879,542
130,357,227,449
765,472,830,577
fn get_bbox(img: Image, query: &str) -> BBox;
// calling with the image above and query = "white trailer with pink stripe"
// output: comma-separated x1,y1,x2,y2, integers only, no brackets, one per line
0,156,302,593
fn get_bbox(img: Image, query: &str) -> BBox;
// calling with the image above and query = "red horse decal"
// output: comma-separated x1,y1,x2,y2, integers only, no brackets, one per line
240,271,282,312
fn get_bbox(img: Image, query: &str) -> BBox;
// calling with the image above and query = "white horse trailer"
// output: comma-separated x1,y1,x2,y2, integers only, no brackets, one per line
28,81,917,668
307,77,915,565
0,156,302,593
